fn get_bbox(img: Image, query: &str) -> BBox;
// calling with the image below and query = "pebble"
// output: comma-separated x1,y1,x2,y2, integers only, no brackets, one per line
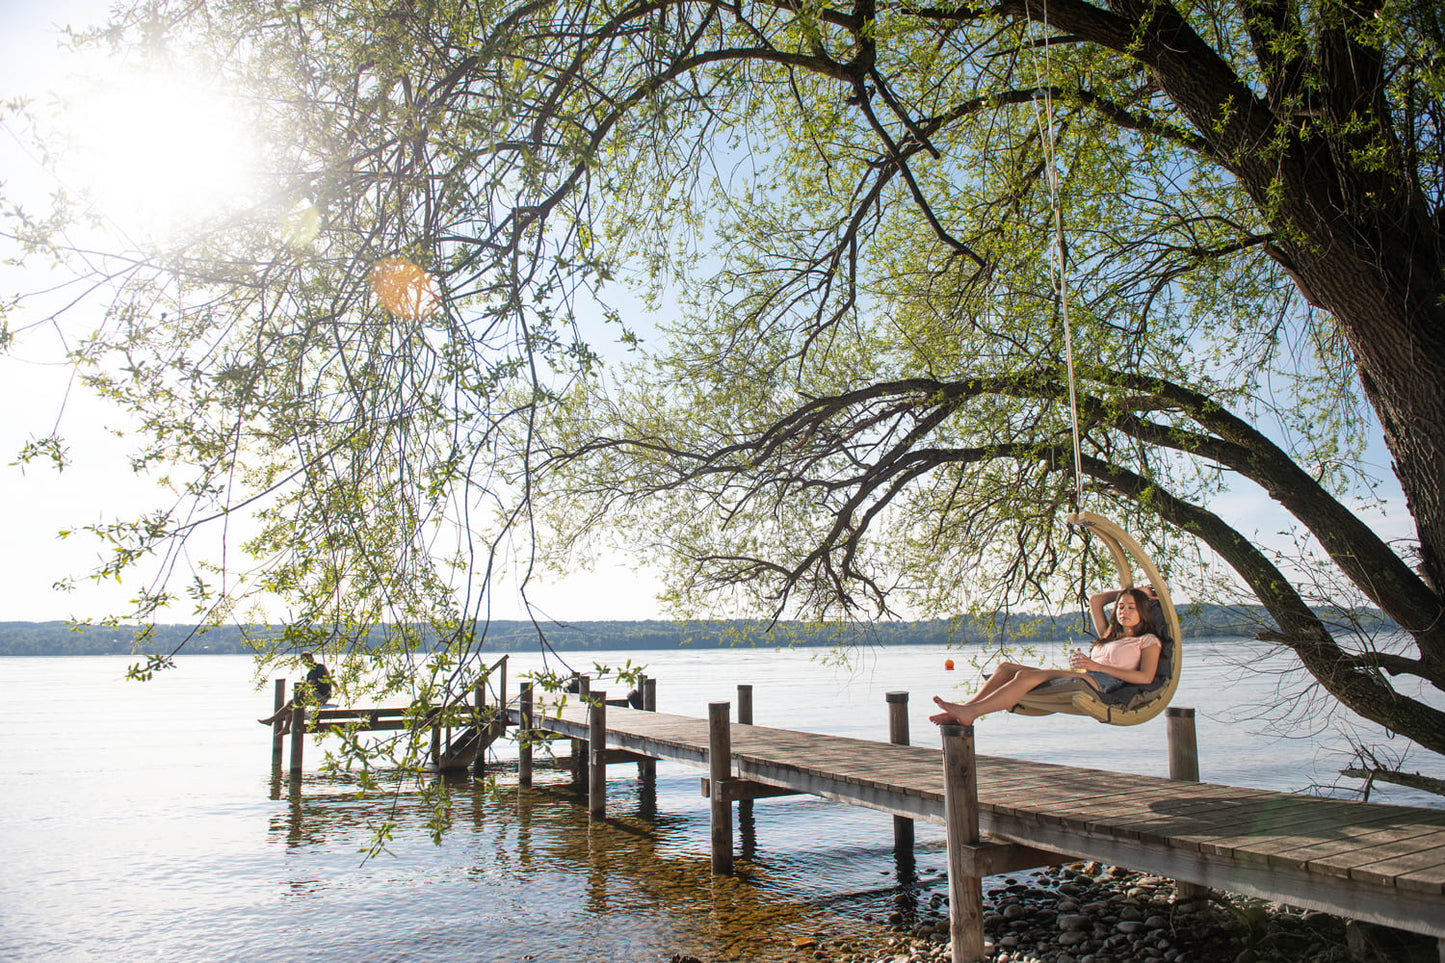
832,861,1435,963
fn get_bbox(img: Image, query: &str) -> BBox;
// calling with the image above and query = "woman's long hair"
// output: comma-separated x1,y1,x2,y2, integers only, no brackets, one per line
1098,587,1158,643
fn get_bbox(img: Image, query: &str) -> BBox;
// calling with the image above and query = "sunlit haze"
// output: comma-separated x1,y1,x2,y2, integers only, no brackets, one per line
56,68,257,241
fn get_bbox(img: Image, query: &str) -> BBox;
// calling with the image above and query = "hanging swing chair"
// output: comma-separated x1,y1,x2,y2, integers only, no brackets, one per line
1009,511,1184,725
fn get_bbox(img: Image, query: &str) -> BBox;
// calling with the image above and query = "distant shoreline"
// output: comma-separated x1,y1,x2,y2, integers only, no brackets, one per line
0,606,1317,656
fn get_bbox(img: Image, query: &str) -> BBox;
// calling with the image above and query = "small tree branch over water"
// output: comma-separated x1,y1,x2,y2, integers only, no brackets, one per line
3,0,1444,795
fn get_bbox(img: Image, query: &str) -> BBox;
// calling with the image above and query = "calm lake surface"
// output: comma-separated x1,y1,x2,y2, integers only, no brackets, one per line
3,640,1441,962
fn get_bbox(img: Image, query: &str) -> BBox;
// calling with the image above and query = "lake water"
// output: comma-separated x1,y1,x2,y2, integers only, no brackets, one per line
2,640,1441,962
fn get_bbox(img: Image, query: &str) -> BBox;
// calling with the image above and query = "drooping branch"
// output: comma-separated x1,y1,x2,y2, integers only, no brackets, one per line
1340,767,1445,799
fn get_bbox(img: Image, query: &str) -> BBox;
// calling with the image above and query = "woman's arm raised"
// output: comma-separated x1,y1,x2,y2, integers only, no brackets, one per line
1089,589,1121,636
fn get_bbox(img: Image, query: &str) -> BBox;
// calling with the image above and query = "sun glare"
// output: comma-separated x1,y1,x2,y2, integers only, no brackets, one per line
60,67,257,241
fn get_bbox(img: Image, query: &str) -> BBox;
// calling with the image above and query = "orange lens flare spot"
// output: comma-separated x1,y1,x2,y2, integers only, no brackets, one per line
369,258,442,319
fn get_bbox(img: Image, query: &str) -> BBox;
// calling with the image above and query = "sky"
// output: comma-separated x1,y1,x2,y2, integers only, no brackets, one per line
0,0,670,624
0,1,1417,628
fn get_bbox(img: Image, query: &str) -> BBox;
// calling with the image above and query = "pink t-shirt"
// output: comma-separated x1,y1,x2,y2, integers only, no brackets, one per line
1090,633,1162,671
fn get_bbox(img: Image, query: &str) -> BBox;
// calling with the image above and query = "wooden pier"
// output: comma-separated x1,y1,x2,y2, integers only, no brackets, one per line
266,655,511,776
268,673,1445,961
509,683,1445,962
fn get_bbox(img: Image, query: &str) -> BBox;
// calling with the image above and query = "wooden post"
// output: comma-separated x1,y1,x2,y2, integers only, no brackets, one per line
941,723,986,963
1167,706,1199,780
288,704,306,780
736,685,754,823
473,681,486,777
575,674,591,791
638,675,657,780
589,691,607,818
1167,706,1210,903
519,681,534,788
431,715,442,769
887,691,914,852
736,684,753,724
271,679,286,767
708,701,733,874
498,658,507,729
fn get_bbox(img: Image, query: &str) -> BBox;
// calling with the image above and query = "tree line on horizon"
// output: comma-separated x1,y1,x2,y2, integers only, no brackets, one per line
0,605,1379,657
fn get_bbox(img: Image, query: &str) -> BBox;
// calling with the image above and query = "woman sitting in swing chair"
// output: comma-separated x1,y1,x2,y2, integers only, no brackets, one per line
930,585,1163,728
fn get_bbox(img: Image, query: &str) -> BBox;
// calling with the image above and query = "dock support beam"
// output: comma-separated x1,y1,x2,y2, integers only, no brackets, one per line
941,723,986,963
887,691,914,853
519,682,534,788
736,685,754,824
271,679,286,767
574,674,591,792
588,692,607,818
1167,707,1210,903
709,701,733,874
288,704,306,780
638,676,657,779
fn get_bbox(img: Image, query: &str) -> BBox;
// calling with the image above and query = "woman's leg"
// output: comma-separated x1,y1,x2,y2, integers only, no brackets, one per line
928,662,1030,724
258,700,294,726
931,667,1080,726
957,662,1026,706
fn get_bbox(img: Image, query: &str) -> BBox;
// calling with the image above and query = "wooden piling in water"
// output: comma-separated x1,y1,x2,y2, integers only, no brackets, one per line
271,679,286,768
574,674,591,791
589,691,607,818
941,723,986,963
1167,706,1210,903
638,675,657,779
709,701,733,874
289,704,306,780
886,691,914,853
519,681,534,787
736,684,754,822
479,679,491,775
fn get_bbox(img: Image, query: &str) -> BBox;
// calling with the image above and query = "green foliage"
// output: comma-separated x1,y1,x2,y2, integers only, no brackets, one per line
3,0,1443,801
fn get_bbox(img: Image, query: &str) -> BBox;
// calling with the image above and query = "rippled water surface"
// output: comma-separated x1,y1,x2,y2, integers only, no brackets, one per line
2,641,1439,962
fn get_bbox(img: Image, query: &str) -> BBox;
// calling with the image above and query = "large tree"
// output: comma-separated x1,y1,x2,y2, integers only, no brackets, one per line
4,0,1444,791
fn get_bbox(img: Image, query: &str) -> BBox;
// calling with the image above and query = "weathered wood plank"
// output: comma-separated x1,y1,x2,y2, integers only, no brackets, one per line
1255,819,1445,872
1350,844,1445,891
500,701,1445,938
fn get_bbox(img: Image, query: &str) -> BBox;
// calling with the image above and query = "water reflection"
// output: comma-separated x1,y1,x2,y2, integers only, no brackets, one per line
265,757,907,961
20,646,1422,963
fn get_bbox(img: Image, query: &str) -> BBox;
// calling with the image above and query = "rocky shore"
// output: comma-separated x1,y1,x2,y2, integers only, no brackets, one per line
710,861,1438,963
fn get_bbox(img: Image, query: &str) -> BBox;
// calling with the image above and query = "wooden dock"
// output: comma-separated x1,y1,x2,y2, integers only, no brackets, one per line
508,682,1445,962
266,670,1445,961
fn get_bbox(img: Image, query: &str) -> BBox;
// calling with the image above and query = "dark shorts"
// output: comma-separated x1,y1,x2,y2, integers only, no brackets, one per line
1083,671,1126,693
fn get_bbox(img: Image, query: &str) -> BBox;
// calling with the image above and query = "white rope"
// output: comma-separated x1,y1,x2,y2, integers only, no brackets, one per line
1028,1,1086,510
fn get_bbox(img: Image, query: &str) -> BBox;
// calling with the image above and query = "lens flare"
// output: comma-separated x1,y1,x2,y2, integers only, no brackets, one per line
368,258,442,319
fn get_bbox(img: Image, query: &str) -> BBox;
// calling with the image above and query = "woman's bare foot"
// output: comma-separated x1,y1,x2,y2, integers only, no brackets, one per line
258,717,275,726
930,696,978,727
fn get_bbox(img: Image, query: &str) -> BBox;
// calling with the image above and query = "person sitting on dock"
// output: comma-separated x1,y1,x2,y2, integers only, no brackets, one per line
929,586,1162,728
257,651,335,734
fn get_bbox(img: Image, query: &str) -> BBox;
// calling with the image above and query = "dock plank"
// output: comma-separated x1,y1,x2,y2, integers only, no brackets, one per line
505,701,1445,939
